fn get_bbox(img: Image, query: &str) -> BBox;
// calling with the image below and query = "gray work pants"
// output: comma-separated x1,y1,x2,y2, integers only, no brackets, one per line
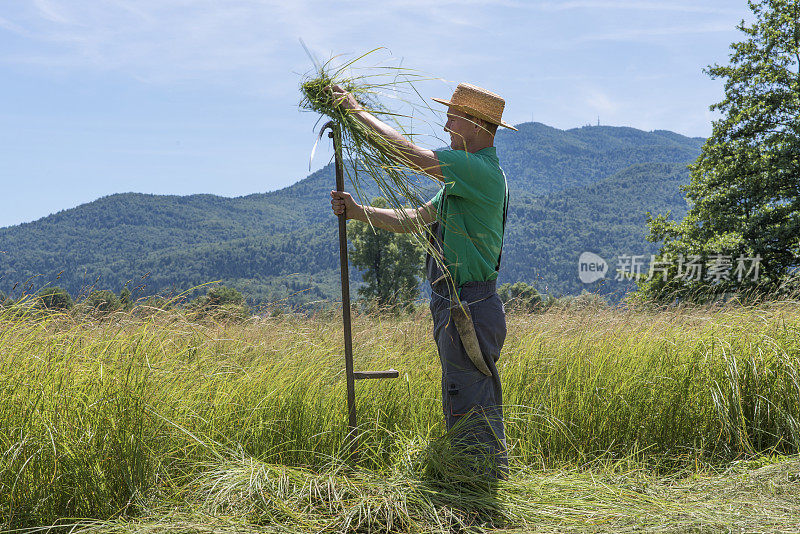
429,279,508,478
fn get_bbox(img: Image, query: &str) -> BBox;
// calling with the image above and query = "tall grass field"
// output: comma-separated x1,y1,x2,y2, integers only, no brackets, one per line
2,299,800,533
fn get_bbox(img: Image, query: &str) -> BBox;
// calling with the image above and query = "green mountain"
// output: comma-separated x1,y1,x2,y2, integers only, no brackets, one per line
0,123,703,305
500,123,701,195
504,161,694,299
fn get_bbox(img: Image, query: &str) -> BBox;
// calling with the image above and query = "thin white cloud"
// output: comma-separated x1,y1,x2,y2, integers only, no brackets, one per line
527,1,745,15
31,0,72,24
0,14,29,35
577,21,735,43
537,72,670,82
585,89,619,114
2,1,296,82
0,0,747,115
2,0,742,83
1,1,456,86
341,0,739,12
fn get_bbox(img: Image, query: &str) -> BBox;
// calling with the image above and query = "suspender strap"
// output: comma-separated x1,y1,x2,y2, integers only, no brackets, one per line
495,186,509,272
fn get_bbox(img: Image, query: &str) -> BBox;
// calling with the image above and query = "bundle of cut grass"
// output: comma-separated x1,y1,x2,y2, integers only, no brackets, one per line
299,49,454,290
300,50,436,207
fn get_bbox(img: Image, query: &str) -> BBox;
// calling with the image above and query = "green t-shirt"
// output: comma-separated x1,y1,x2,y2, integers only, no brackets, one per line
429,147,508,287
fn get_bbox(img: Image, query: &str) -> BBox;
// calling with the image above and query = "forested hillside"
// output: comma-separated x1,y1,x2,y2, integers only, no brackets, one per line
0,123,703,305
501,161,693,298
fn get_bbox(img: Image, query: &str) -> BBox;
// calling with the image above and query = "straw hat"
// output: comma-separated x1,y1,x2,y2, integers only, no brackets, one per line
432,83,518,131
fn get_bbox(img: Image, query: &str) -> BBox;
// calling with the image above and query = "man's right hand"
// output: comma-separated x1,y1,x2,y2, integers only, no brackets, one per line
330,190,360,219
325,85,442,182
328,84,361,111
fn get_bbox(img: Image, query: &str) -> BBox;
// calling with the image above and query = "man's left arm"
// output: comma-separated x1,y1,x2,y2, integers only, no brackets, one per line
330,191,437,233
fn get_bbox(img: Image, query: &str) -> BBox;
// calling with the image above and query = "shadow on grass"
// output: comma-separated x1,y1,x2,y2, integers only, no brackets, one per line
413,430,508,531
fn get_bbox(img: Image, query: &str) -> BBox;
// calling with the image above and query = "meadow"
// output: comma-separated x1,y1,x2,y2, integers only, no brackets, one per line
1,297,799,533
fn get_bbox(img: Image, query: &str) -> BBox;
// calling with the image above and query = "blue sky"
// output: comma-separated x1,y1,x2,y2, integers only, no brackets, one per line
0,0,752,228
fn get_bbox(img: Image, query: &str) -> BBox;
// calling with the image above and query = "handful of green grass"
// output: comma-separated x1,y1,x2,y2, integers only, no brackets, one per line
300,48,453,290
300,50,435,209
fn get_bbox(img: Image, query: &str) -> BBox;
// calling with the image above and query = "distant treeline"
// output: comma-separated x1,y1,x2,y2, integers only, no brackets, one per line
0,281,616,320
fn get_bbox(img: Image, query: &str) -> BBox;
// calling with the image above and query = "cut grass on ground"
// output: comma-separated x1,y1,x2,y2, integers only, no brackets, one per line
44,455,800,533
1,299,799,532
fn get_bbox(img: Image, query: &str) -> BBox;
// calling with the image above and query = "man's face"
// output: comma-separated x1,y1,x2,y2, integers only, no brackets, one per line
444,107,477,150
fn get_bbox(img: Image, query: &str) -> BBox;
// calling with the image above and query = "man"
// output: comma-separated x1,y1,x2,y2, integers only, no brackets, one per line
329,83,515,478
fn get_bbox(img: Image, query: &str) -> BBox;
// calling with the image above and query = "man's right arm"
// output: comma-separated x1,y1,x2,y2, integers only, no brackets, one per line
329,85,444,181
330,190,437,233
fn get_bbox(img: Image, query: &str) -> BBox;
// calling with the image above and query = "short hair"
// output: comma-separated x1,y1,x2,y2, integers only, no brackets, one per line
470,115,498,136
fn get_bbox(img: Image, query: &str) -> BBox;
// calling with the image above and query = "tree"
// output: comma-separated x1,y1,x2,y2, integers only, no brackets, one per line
554,290,609,310
190,285,250,320
203,286,246,308
348,197,425,310
84,290,122,313
38,287,73,310
120,287,133,310
638,0,800,302
497,282,543,312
